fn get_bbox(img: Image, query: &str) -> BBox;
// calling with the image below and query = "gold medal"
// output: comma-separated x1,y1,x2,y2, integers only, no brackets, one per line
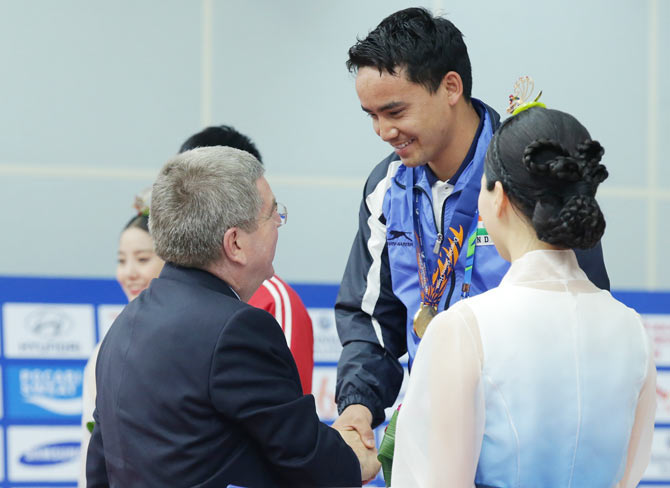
413,303,438,338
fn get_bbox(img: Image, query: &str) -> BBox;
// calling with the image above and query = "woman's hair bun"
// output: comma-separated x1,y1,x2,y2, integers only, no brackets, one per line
523,139,582,182
484,107,609,250
577,139,608,185
577,139,604,165
532,194,606,249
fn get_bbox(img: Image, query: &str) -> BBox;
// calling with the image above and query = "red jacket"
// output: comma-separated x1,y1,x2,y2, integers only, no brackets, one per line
249,275,314,394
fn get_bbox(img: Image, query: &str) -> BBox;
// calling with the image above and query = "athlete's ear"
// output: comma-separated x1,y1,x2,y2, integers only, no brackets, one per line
442,71,463,106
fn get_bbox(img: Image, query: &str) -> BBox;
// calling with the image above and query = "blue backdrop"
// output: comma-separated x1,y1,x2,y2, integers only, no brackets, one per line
0,275,668,486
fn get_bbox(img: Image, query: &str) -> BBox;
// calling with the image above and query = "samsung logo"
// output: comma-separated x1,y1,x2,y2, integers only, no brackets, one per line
20,441,80,465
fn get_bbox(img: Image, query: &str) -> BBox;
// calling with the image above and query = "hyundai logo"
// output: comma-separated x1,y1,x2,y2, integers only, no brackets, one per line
24,309,73,338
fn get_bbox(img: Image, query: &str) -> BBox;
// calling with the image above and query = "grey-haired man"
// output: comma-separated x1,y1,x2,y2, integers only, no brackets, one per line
86,147,374,487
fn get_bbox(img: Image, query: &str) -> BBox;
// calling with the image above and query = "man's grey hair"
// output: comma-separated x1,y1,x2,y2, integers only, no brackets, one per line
149,146,264,268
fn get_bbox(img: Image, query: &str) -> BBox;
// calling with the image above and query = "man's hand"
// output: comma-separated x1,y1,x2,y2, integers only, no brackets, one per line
338,429,381,484
334,405,379,484
332,404,375,449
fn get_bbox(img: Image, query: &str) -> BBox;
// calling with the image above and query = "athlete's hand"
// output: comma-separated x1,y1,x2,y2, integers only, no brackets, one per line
338,429,381,484
332,404,376,449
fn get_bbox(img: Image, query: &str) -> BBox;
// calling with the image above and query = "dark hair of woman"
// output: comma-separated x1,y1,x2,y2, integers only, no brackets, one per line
123,214,149,233
484,107,609,249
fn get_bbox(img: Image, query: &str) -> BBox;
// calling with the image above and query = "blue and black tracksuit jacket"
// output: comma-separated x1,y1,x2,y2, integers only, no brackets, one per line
334,99,610,427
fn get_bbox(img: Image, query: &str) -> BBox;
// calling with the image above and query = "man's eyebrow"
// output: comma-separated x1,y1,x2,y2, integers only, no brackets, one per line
268,199,277,216
361,101,404,113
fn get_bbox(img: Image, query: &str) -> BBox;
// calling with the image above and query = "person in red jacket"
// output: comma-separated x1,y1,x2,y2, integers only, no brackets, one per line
180,125,314,394
248,275,314,394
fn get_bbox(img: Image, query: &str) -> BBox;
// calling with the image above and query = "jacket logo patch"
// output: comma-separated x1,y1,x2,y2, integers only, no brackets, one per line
388,230,411,242
388,230,413,247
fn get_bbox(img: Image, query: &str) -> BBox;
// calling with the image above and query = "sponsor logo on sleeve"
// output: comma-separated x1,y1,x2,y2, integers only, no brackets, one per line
3,303,95,358
6,365,84,418
387,229,414,248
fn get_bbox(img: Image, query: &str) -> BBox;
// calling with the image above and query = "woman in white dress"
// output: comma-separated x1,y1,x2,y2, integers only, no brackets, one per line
392,106,656,487
78,195,164,487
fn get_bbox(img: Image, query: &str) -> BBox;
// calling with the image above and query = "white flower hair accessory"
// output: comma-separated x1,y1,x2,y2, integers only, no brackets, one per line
507,75,545,115
133,187,152,216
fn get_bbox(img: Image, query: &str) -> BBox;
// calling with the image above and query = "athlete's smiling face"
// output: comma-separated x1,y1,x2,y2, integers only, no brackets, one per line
355,66,454,168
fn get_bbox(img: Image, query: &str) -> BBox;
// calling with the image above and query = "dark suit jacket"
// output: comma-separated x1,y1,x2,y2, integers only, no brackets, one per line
87,263,361,488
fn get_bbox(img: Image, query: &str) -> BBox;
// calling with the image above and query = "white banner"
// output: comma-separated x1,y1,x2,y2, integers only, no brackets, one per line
309,308,343,363
3,303,95,359
643,314,670,367
313,366,338,421
97,304,125,342
7,425,80,482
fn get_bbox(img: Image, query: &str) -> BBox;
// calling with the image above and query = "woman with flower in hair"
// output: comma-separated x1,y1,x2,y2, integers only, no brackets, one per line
391,106,655,487
78,192,164,487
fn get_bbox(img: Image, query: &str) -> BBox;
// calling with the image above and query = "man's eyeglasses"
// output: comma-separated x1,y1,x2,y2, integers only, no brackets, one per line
276,202,287,227
268,202,288,227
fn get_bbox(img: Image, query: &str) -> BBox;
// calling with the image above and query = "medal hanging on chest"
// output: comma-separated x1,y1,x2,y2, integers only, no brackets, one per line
411,192,465,338
406,112,490,339
412,302,438,338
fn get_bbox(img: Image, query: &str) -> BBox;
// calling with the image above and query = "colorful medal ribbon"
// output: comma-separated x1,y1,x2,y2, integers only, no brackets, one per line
409,105,492,338
461,212,479,298
412,191,464,337
413,193,464,306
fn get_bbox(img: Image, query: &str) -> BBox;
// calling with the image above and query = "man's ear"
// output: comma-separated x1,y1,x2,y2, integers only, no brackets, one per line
442,71,463,106
223,227,247,265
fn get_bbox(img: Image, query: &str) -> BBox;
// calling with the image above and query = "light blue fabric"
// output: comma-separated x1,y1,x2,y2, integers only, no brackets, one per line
469,255,649,487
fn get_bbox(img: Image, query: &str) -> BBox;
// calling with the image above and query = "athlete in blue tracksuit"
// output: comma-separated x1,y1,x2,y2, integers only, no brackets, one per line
332,8,609,443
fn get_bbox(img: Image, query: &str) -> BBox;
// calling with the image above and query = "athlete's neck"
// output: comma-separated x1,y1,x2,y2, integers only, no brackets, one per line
428,102,481,182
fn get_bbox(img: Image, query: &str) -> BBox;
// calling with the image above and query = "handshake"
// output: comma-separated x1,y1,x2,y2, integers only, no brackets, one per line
333,404,383,485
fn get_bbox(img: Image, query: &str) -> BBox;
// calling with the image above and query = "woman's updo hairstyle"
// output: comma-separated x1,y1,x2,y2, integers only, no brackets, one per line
123,214,149,233
123,189,151,233
484,107,608,249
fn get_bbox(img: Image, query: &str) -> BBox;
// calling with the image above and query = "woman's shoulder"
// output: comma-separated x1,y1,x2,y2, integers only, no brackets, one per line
429,299,483,345
457,285,509,311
